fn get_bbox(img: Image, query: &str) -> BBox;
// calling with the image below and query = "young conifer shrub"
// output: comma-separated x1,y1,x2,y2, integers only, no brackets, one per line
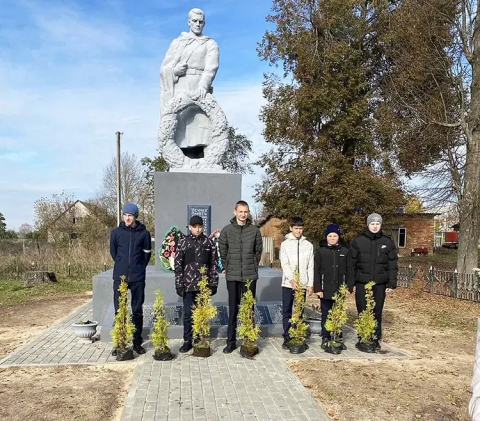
325,283,349,346
288,267,309,346
354,281,377,344
237,280,260,352
151,290,171,355
192,267,217,351
111,276,135,351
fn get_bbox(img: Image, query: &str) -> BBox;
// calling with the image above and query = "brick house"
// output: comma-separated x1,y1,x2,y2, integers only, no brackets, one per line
258,213,438,258
382,213,438,256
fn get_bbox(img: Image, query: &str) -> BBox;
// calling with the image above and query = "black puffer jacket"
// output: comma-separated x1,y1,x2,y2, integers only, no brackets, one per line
174,234,219,292
313,240,350,300
110,221,152,283
218,217,263,282
347,229,398,290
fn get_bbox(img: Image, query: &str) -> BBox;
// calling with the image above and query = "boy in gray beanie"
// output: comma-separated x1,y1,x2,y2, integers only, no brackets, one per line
347,213,398,351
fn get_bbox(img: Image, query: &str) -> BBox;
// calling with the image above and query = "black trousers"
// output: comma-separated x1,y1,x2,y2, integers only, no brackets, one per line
226,280,257,344
113,280,145,346
183,291,199,342
354,282,387,341
320,298,334,340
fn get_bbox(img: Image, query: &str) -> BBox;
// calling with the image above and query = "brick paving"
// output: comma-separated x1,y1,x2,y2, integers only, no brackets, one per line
0,300,411,420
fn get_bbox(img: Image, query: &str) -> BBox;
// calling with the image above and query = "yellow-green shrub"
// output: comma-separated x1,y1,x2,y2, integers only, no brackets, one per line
192,267,217,349
325,283,348,345
111,276,135,351
288,267,309,345
237,280,260,349
353,281,377,344
150,290,170,354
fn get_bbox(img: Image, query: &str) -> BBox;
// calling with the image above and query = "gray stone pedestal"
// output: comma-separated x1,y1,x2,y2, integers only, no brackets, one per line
93,266,284,341
154,171,241,269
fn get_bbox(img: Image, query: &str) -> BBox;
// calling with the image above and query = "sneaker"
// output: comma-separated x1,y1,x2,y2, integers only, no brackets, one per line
111,349,118,356
179,341,193,353
321,339,328,350
223,343,237,354
133,343,146,355
282,340,291,350
375,341,381,350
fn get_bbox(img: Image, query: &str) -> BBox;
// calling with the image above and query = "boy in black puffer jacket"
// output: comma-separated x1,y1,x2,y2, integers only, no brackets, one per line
174,215,219,353
348,213,398,350
313,224,350,350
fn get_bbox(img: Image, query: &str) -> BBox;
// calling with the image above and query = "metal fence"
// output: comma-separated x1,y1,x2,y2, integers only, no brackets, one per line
398,265,480,302
0,260,111,281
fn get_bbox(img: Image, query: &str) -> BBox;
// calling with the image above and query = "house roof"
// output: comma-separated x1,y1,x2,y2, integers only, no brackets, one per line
47,200,112,228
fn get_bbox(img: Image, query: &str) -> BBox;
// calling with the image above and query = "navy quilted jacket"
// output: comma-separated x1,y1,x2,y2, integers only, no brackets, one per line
110,221,152,283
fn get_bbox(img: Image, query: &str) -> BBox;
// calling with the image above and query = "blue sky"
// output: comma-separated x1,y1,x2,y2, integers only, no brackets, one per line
0,0,274,230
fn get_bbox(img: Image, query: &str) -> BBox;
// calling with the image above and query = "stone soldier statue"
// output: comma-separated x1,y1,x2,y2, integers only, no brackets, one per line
160,8,220,159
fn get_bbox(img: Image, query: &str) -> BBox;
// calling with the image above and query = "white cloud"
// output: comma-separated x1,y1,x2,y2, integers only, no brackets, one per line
0,0,270,230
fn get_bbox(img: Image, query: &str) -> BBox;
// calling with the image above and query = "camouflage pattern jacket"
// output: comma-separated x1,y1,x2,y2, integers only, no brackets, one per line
174,234,219,292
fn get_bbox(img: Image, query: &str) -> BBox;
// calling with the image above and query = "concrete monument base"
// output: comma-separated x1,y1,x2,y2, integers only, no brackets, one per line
93,266,284,341
154,171,241,270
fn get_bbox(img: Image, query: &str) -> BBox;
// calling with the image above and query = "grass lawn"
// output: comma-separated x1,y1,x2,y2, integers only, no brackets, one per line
0,277,92,307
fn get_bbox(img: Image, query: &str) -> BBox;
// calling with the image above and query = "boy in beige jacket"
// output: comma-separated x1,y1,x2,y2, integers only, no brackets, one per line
280,216,314,349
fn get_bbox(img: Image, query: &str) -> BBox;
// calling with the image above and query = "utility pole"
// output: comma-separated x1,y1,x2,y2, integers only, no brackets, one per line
116,131,123,226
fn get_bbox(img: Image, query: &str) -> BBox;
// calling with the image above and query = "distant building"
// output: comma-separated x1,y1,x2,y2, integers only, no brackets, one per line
258,212,439,259
47,200,115,244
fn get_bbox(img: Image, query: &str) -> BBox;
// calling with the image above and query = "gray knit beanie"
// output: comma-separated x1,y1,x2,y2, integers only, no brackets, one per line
367,213,382,226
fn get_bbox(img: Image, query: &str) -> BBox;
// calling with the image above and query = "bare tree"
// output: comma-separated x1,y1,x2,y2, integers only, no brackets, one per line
18,223,33,236
379,0,479,272
96,152,153,230
34,191,76,240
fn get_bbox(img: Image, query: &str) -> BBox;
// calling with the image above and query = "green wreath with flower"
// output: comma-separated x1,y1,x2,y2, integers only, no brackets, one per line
159,226,184,271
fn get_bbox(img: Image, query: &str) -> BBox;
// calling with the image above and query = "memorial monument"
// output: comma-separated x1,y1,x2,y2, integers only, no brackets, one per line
93,8,283,341
158,7,229,171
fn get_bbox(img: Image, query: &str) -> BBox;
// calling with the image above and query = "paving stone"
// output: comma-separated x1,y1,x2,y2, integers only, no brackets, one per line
0,299,413,421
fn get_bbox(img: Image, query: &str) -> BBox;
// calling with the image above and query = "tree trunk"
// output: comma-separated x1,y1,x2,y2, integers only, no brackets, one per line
457,6,480,273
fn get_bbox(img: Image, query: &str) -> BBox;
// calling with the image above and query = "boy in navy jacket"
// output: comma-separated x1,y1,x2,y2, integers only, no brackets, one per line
110,203,151,355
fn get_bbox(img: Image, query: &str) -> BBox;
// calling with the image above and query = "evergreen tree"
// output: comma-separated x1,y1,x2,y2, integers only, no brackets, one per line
0,213,6,236
256,0,404,240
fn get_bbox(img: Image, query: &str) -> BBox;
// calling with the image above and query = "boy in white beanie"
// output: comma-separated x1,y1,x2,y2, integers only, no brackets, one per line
348,213,398,351
280,216,314,350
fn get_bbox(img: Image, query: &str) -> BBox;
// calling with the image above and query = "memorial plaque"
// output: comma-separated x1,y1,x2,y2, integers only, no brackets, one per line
165,305,183,326
212,305,229,326
187,205,211,236
140,303,283,329
265,303,283,324
254,305,270,325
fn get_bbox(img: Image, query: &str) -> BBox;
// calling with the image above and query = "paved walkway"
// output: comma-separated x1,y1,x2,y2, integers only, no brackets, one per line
0,300,410,420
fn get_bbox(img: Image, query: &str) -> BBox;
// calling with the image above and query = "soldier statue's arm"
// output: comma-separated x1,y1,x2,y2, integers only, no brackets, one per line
198,39,219,92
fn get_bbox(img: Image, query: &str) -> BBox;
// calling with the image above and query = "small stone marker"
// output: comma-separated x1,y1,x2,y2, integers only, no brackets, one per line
24,271,57,286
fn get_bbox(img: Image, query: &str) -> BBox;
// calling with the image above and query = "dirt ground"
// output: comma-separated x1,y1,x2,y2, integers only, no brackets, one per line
0,293,134,421
294,289,478,421
0,293,92,359
0,364,134,421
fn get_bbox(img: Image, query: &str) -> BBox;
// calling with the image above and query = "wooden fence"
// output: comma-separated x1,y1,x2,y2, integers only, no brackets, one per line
398,265,480,302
